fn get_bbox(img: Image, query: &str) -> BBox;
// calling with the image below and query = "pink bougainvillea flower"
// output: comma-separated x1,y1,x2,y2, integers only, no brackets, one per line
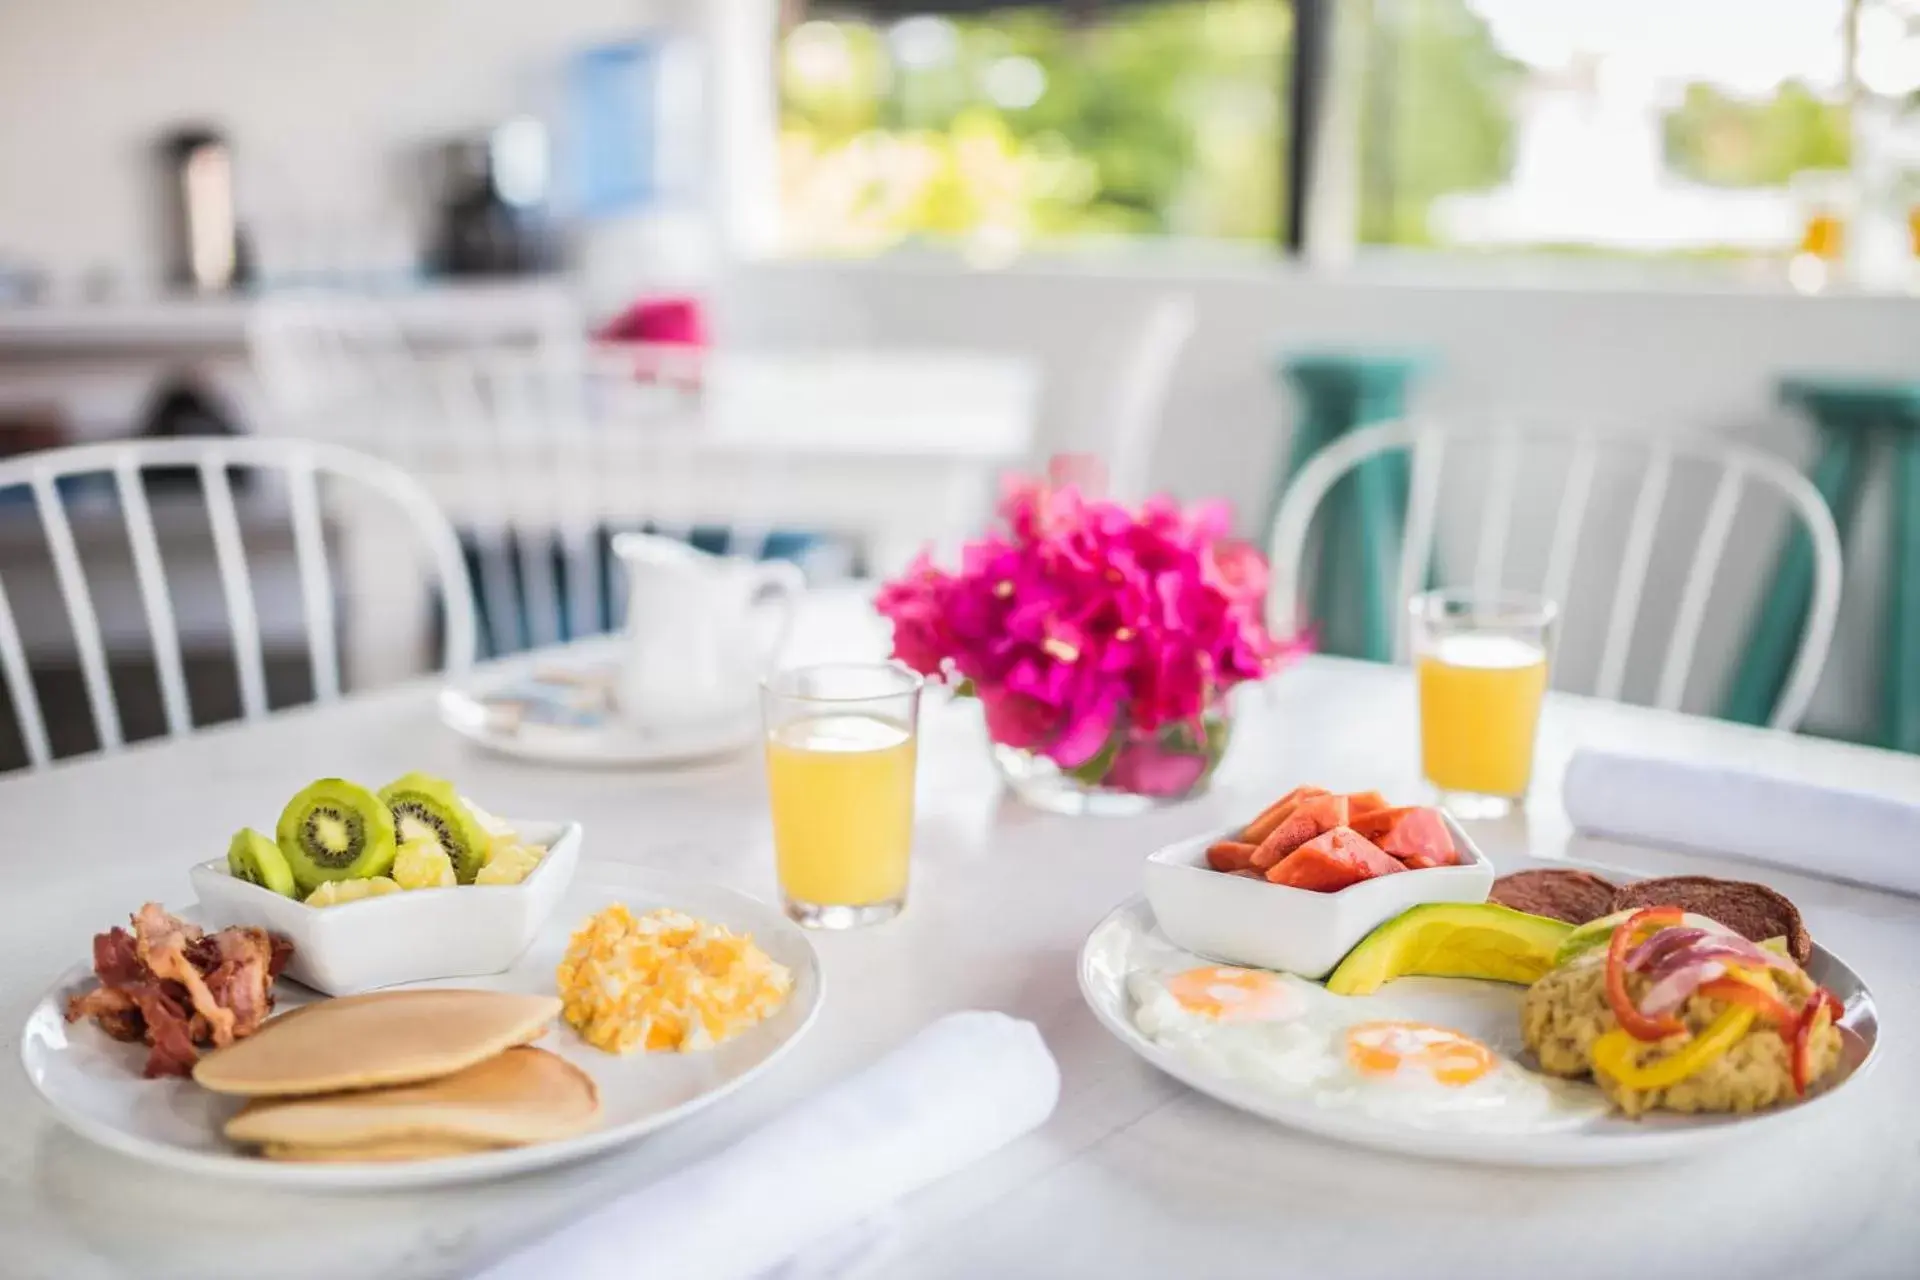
1048,686,1124,770
979,686,1059,751
1105,740,1211,798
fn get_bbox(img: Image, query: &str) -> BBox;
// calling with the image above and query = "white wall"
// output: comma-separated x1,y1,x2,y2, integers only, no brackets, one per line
0,0,657,289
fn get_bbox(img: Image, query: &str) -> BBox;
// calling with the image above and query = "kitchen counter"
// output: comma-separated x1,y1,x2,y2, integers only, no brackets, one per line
0,279,581,354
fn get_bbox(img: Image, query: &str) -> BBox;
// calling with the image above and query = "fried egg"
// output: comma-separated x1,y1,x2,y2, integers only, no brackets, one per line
1129,964,1607,1133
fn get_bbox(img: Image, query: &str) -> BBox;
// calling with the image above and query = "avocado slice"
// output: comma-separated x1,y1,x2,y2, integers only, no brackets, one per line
1325,903,1573,996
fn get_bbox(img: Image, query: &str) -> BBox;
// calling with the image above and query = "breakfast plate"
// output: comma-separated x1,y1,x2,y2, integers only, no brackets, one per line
437,653,758,768
1079,894,1880,1167
21,864,823,1190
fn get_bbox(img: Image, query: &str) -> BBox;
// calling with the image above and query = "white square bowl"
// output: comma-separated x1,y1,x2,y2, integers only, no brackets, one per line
188,818,581,996
1142,812,1493,980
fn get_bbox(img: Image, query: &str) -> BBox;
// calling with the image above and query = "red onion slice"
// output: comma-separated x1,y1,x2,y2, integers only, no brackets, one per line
1639,959,1728,1019
1646,935,1791,984
1626,927,1711,972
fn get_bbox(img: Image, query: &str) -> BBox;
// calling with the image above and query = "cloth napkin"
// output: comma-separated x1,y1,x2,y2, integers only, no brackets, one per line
473,1011,1061,1280
1562,747,1920,897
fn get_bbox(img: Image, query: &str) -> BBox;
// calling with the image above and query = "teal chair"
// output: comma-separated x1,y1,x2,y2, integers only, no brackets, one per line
1726,377,1920,748
1269,354,1428,661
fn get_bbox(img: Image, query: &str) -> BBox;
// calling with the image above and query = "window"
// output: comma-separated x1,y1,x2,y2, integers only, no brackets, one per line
776,0,1916,278
777,1,1292,256
1355,0,1860,267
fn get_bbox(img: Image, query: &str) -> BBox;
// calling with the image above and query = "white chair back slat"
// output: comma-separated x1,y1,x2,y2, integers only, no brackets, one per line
495,365,564,653
285,454,341,703
1393,428,1446,663
198,455,270,721
0,577,50,768
1748,447,1844,731
1593,444,1673,706
1472,428,1522,602
1266,419,1841,730
1656,462,1746,713
1102,293,1198,503
32,470,123,750
0,438,475,771
112,460,193,737
1541,431,1598,613
431,360,519,653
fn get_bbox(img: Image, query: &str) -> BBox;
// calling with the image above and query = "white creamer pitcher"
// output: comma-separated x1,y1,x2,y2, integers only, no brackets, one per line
611,532,804,735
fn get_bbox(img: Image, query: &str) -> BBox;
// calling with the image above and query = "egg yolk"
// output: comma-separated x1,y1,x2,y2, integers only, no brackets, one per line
1166,966,1298,1023
1344,1020,1496,1087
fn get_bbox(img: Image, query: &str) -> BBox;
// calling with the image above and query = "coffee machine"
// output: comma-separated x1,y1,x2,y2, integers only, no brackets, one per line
426,120,560,277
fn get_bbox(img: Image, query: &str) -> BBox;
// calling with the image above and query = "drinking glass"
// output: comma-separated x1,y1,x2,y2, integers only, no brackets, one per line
761,663,922,929
1409,590,1556,820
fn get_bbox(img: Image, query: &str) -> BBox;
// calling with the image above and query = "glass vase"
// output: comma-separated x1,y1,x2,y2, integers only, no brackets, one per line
990,703,1233,817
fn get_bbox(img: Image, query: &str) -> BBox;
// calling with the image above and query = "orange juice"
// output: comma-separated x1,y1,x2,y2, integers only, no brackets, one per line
1417,633,1548,799
1800,211,1846,261
766,714,916,907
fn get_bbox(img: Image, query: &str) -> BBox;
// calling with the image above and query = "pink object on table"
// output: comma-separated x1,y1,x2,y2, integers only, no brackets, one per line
595,296,709,347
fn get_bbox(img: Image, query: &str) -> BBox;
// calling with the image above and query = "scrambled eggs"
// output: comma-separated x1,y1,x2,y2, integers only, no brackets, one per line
556,905,792,1054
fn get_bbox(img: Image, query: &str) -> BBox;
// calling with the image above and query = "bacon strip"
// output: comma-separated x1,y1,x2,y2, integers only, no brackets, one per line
63,903,293,1077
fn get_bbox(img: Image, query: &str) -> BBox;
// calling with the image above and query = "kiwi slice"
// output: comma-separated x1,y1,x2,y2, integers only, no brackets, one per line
276,779,399,892
378,772,490,885
228,827,297,898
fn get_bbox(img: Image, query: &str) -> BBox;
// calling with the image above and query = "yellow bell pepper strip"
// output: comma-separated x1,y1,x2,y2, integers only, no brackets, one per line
1698,972,1795,1028
1591,1006,1756,1092
1606,907,1688,1041
1791,988,1843,1098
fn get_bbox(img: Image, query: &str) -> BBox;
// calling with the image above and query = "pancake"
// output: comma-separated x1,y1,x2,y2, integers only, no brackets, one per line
1607,875,1811,965
258,1136,506,1163
193,990,560,1097
227,1046,599,1150
1488,869,1617,925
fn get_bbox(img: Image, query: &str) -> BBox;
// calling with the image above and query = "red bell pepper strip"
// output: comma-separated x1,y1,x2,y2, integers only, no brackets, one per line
1791,988,1844,1098
1606,907,1689,1041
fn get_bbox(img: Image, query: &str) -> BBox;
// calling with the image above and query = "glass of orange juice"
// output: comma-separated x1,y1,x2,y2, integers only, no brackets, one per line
762,663,922,928
1409,590,1556,820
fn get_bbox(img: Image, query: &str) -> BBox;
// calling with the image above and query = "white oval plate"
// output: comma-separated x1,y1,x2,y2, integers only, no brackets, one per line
438,655,757,769
1079,894,1879,1167
22,866,822,1190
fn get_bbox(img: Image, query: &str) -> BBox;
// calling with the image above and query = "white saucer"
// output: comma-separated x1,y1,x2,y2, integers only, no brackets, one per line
438,653,759,767
1080,894,1880,1167
22,865,823,1190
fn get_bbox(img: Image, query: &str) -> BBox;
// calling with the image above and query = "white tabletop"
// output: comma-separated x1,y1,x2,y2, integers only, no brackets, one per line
2,589,1916,1280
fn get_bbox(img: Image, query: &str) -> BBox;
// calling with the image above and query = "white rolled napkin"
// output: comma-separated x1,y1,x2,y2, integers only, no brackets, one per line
474,1011,1061,1280
1563,747,1920,897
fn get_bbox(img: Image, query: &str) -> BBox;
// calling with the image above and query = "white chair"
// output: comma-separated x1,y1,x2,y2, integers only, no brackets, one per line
1265,418,1843,730
1055,292,1197,501
0,437,476,771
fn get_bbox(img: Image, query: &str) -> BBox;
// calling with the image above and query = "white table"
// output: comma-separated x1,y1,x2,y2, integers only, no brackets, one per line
2,591,1916,1280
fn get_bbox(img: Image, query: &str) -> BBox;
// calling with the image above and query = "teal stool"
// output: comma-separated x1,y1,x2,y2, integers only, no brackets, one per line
1271,354,1428,662
1724,377,1920,746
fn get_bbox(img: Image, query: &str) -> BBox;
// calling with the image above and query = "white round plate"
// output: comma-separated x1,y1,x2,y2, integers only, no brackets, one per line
22,866,822,1190
438,657,757,768
1079,894,1879,1167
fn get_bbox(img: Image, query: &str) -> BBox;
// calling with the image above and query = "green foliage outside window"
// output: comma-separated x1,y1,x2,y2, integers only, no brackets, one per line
1663,81,1853,188
780,0,1858,257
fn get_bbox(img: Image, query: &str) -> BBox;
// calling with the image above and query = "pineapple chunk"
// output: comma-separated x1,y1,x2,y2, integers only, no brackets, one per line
305,876,402,907
475,844,542,886
392,838,457,890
